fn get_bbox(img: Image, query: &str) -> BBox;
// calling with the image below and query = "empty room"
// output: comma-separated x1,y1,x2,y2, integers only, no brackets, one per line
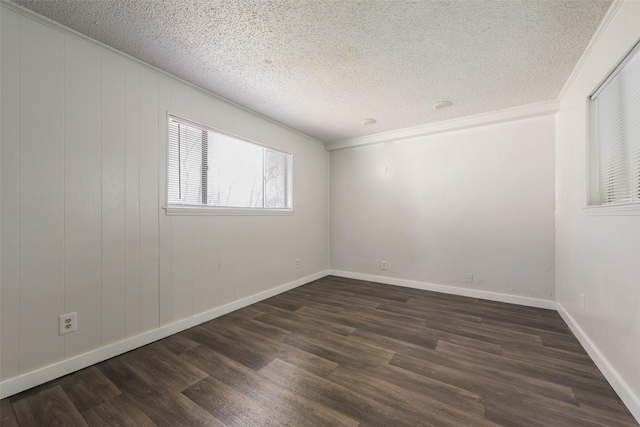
1,0,639,426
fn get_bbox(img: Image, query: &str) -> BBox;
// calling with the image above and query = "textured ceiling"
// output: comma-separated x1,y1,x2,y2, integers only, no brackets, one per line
12,0,611,143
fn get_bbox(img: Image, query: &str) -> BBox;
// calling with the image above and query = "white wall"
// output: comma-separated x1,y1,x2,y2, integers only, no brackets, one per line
0,4,328,392
555,0,640,419
330,115,556,303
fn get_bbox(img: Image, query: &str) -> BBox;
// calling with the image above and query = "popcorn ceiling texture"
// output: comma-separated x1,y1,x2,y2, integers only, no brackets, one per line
13,0,611,143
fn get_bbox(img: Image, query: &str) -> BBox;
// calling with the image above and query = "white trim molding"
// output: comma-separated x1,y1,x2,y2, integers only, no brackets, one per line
329,270,556,310
557,303,640,424
0,270,330,399
0,0,324,148
584,202,640,216
325,100,559,151
556,0,624,101
164,207,295,216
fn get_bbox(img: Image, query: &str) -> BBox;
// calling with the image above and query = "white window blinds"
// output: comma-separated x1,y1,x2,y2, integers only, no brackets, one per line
591,41,640,205
167,117,291,210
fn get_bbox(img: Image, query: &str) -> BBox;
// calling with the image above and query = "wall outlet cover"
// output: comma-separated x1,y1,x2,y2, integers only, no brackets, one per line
58,312,77,335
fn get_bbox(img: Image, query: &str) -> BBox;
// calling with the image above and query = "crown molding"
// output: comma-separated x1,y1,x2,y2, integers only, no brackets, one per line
0,0,324,146
325,100,559,151
556,0,624,100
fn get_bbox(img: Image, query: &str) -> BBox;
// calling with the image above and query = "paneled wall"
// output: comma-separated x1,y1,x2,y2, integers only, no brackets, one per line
555,0,640,417
1,6,329,385
330,116,556,302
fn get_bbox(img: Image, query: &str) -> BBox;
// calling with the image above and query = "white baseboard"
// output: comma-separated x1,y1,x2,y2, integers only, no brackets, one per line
0,270,329,399
557,303,640,424
329,270,557,310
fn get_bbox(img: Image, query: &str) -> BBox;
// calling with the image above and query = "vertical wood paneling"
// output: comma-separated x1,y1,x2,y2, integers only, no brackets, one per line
125,63,141,337
1,8,20,380
263,216,288,288
200,218,220,311
101,51,127,345
171,217,193,320
169,82,195,321
2,5,330,392
200,220,221,311
158,76,172,326
139,68,160,332
64,35,103,358
237,217,266,299
190,93,205,315
18,16,66,372
234,218,250,300
169,82,193,118
219,217,237,304
199,95,236,310
192,218,203,314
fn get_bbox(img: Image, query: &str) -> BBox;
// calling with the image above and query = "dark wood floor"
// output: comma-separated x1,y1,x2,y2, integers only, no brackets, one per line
1,276,638,427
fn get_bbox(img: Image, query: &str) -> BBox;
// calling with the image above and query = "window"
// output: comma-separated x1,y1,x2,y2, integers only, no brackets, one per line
589,40,640,207
167,116,292,212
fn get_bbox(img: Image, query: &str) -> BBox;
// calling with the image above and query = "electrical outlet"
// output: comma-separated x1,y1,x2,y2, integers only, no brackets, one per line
381,260,388,270
465,273,473,283
295,258,300,268
58,312,77,335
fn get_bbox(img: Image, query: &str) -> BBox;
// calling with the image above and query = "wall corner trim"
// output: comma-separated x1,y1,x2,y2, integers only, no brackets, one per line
0,270,330,399
325,100,559,151
557,303,640,424
556,0,624,100
329,270,556,310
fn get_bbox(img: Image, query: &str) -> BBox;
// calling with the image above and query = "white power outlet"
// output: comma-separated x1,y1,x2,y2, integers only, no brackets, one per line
295,258,300,268
59,312,77,335
465,273,474,283
381,260,388,270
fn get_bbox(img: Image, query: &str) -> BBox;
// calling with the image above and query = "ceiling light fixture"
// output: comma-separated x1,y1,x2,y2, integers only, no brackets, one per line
361,118,377,125
432,100,453,109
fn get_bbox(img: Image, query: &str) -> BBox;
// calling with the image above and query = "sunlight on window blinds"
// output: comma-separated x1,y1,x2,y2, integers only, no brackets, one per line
591,42,640,205
168,118,290,209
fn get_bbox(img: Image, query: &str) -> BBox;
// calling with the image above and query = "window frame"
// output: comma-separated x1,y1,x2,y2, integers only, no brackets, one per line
164,114,294,216
585,39,640,216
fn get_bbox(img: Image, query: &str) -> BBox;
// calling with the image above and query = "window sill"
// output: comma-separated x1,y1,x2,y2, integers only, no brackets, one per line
165,206,294,216
164,206,293,216
584,201,640,216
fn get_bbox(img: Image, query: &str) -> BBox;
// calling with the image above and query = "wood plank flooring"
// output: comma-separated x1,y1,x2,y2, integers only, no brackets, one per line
2,276,638,426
